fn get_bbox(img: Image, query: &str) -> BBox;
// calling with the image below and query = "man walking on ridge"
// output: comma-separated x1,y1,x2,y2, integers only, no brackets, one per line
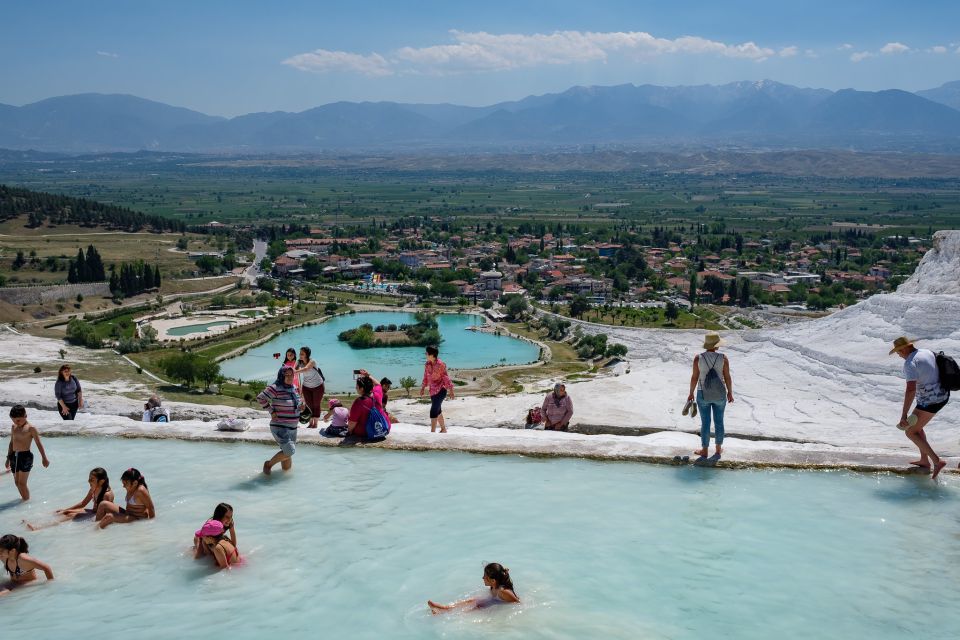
890,336,950,479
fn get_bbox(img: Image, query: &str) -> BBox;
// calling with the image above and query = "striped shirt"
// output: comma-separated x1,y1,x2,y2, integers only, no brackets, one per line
257,383,301,429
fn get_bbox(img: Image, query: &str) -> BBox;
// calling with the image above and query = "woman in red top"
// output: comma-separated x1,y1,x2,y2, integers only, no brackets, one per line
420,345,454,433
347,375,388,439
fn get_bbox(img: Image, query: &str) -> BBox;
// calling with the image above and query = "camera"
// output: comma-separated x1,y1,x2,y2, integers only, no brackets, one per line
273,352,281,359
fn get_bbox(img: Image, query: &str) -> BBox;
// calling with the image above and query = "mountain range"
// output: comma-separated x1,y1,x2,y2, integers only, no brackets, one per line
2,80,960,153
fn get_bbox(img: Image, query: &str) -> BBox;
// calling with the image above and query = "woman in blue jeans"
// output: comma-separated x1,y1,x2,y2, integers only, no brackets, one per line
686,333,734,460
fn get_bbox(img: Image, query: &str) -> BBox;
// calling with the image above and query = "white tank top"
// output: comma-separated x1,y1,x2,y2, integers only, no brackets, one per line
697,352,725,388
300,362,324,388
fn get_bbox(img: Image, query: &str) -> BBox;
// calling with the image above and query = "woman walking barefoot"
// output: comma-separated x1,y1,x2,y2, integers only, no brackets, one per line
420,345,454,433
428,563,519,614
687,333,734,462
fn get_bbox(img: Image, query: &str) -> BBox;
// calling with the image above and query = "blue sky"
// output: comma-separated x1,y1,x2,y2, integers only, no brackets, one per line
3,0,959,116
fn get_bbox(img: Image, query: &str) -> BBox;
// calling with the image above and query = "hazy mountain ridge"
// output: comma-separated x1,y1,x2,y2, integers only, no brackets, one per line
1,80,959,153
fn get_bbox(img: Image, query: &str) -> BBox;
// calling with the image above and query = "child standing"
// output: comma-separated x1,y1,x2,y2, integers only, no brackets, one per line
5,405,50,501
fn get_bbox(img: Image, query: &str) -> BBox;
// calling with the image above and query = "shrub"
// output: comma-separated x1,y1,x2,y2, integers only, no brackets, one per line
33,366,41,373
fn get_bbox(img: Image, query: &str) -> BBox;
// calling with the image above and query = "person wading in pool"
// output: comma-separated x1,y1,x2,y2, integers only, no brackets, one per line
890,336,950,479
258,367,303,474
420,345,454,433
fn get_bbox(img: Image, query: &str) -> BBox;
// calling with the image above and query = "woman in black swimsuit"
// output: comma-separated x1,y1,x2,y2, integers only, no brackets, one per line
0,534,54,596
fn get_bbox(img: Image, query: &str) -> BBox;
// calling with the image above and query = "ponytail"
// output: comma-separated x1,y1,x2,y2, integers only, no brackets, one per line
0,534,28,554
90,467,110,506
121,467,147,489
484,562,515,593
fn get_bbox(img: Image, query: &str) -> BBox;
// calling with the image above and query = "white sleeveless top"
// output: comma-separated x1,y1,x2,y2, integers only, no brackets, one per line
300,362,324,388
697,351,726,389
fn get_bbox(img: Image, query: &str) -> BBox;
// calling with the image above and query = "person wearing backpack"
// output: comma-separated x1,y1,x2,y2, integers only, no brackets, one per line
347,375,390,441
294,346,325,429
890,337,952,479
686,333,734,461
141,395,170,423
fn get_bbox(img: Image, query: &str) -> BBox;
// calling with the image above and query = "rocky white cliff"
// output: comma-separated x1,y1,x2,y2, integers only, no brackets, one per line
898,230,960,295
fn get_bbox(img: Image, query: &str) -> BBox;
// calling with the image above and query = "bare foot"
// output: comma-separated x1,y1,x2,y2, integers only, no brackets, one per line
440,428,447,433
262,461,272,475
24,521,39,532
693,448,707,457
932,460,947,480
427,600,445,614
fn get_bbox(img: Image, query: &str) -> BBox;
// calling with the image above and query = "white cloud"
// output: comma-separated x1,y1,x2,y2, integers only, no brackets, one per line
282,49,392,76
838,43,854,51
879,42,910,55
850,51,874,63
928,45,947,54
804,49,818,58
778,46,799,57
284,29,781,76
96,51,119,58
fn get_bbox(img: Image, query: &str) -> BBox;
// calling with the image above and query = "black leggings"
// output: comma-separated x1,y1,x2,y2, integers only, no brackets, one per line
60,400,79,420
429,388,447,419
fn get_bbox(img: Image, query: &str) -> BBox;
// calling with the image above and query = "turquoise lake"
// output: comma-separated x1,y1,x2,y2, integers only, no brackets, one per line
3,437,959,639
219,312,541,390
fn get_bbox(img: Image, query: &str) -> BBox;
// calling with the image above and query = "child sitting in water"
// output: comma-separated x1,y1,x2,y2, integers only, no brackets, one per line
5,405,50,501
194,503,237,559
24,467,113,531
194,519,240,569
0,534,54,596
428,563,520,614
96,468,155,529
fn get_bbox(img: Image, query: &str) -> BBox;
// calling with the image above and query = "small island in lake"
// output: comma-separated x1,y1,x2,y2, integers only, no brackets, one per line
338,311,442,348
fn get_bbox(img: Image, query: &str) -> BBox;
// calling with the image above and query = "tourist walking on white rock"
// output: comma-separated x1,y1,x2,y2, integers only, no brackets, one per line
54,364,83,420
687,333,734,462
890,337,951,479
294,346,325,428
258,367,303,474
542,383,573,431
420,345,454,433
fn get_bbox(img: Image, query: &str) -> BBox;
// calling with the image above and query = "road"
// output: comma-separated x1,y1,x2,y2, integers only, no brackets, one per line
244,239,267,285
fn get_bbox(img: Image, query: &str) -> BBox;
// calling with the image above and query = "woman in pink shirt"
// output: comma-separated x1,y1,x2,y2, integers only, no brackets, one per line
420,345,454,433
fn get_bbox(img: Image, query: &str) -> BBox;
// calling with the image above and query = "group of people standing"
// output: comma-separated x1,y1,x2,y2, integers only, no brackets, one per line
256,344,456,474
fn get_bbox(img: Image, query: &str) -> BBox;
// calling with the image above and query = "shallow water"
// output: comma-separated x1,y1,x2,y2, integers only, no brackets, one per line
166,320,236,336
3,437,959,639
219,312,540,391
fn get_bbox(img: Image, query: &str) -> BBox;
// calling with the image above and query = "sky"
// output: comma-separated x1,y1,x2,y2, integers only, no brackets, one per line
3,0,959,117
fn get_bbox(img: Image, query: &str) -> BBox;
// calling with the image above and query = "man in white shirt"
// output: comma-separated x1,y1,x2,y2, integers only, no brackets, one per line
890,336,950,479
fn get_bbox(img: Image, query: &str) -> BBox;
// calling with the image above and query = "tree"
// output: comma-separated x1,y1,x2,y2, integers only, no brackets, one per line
12,250,26,270
689,271,698,307
665,301,679,321
196,357,222,390
606,343,628,358
502,294,529,320
65,318,101,348
570,295,591,319
154,265,162,289
479,300,494,310
399,376,417,397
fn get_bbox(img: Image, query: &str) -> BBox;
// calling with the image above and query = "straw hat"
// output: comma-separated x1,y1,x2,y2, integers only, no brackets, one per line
888,336,916,355
703,333,722,350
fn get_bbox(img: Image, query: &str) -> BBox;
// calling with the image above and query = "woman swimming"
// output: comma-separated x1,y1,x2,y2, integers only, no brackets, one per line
96,468,155,529
194,519,240,570
24,467,113,531
0,534,54,596
428,563,519,614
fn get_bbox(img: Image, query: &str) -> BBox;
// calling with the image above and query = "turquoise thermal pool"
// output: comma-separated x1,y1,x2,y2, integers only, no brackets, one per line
219,312,540,390
166,320,236,336
3,437,959,638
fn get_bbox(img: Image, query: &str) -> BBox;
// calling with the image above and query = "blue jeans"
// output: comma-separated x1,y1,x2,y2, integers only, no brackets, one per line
696,390,726,449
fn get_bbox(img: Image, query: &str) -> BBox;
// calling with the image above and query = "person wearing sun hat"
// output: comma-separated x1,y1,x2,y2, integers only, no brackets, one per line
890,336,950,479
194,519,240,569
686,332,733,462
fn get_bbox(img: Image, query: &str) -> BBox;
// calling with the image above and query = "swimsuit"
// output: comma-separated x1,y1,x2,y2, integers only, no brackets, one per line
6,450,34,473
119,492,147,519
5,556,31,580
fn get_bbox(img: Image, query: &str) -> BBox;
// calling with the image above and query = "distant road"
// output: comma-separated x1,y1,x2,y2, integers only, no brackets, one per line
244,239,267,285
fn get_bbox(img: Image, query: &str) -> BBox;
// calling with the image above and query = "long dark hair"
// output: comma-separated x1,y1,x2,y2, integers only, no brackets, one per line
0,534,28,554
57,364,72,382
284,348,297,364
484,562,515,593
121,467,147,489
356,375,374,396
90,467,110,506
212,502,233,523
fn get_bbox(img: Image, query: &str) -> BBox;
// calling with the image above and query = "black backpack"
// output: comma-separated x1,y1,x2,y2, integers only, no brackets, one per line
936,352,960,392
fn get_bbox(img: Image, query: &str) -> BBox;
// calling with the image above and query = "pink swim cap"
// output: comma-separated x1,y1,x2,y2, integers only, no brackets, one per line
195,519,225,538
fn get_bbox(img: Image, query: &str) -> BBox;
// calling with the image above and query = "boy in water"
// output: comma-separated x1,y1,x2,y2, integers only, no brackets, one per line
5,405,50,501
